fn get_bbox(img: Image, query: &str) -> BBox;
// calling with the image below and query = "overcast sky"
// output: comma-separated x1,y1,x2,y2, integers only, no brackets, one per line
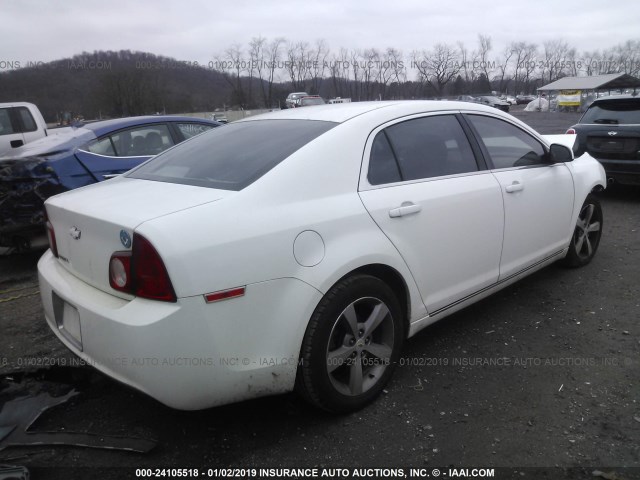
2,0,639,67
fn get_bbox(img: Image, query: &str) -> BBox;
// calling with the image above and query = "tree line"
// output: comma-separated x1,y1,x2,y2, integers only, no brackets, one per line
214,35,640,106
0,35,638,121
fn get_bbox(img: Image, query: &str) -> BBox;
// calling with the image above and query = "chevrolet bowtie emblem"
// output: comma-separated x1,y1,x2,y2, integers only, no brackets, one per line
608,131,618,136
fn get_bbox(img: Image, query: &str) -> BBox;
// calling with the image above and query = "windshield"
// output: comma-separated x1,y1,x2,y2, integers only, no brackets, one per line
127,119,336,191
580,100,640,124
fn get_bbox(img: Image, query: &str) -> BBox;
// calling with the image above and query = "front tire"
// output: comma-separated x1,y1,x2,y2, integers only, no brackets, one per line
561,193,603,267
296,274,404,413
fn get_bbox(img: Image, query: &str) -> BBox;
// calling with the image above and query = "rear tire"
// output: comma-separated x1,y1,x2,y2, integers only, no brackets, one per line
561,193,603,267
296,274,404,413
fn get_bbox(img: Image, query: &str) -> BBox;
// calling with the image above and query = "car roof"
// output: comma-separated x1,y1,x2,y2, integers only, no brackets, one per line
0,101,39,108
241,100,504,124
590,94,640,105
84,115,218,136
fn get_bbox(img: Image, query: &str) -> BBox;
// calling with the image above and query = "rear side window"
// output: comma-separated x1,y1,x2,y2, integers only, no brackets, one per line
368,114,478,185
86,137,116,155
83,124,175,158
16,107,37,132
368,133,402,185
176,123,215,139
128,119,336,191
580,100,640,124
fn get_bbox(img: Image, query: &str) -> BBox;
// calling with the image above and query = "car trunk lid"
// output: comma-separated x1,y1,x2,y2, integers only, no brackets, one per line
45,177,230,297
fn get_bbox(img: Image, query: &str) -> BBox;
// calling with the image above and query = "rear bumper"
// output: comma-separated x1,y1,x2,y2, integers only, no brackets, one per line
598,158,640,185
38,250,323,409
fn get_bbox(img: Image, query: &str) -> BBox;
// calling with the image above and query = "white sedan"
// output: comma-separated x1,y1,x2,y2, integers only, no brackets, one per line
38,101,606,412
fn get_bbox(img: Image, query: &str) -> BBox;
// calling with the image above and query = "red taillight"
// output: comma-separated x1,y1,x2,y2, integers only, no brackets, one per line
566,128,576,134
44,208,58,258
109,233,176,302
132,234,176,302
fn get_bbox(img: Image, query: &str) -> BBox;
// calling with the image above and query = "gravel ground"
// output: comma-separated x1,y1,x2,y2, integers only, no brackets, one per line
0,109,638,480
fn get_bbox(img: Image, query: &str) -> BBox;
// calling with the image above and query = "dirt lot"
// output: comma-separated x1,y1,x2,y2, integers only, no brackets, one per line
0,110,639,480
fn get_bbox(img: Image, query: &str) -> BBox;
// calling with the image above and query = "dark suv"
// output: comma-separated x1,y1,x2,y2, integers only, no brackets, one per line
568,95,640,185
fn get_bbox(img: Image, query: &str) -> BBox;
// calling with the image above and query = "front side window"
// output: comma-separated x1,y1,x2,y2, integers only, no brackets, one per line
467,115,547,169
0,108,16,136
128,119,336,191
367,114,478,185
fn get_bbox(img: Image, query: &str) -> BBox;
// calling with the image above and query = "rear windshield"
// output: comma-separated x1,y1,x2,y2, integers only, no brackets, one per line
127,119,336,190
581,100,640,124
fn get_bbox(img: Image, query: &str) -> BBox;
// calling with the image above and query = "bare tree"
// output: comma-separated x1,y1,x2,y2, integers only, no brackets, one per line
265,38,285,107
615,40,640,76
386,47,407,99
350,49,363,100
285,41,312,91
308,39,330,94
458,41,473,85
475,35,493,86
511,42,538,94
582,50,602,76
328,48,351,98
215,44,247,108
249,36,285,108
541,39,576,82
412,43,463,97
495,45,514,93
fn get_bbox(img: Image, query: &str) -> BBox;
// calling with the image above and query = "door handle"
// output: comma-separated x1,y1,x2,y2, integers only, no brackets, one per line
389,202,422,218
505,181,524,193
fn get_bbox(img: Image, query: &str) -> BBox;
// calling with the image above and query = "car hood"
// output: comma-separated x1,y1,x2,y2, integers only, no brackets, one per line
45,177,231,296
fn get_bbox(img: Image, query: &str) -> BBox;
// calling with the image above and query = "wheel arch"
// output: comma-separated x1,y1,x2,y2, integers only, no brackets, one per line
329,263,412,339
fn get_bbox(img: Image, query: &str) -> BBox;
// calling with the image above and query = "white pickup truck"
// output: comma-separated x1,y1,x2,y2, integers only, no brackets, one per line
0,102,48,154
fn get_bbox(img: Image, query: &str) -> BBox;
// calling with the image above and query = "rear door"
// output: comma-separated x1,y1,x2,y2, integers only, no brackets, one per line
464,114,574,279
358,113,504,314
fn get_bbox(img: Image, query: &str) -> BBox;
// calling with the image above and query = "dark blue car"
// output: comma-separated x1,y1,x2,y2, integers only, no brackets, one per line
0,115,220,252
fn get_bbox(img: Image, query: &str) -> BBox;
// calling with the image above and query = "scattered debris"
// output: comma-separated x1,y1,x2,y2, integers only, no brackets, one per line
411,379,424,391
0,464,30,480
592,470,626,480
0,390,156,453
558,384,564,392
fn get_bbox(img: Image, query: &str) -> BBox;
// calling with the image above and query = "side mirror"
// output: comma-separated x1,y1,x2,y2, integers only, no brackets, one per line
549,143,574,163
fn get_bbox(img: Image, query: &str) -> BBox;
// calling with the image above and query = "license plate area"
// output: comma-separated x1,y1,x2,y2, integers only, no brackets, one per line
52,291,83,351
